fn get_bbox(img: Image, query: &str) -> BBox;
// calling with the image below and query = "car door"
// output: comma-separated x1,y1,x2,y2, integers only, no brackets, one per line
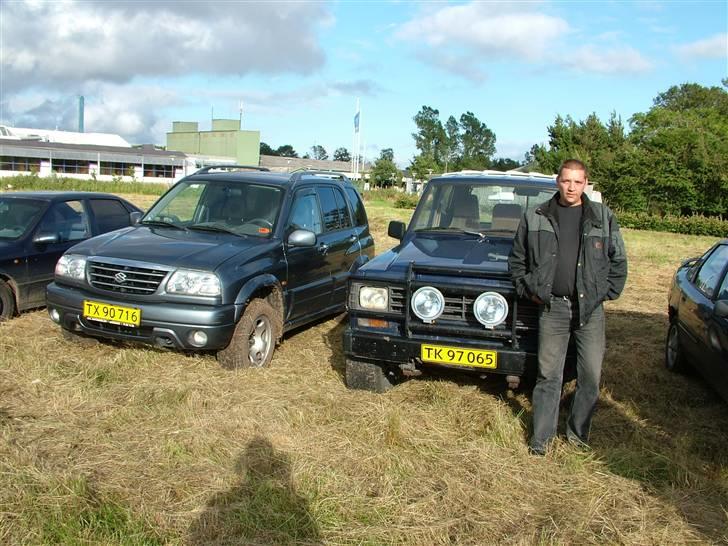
88,198,134,234
25,199,91,307
682,244,728,386
316,184,360,308
284,187,331,322
710,269,728,398
344,185,374,259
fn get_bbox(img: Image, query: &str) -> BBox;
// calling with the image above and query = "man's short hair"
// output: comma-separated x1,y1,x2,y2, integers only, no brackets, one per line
557,158,588,180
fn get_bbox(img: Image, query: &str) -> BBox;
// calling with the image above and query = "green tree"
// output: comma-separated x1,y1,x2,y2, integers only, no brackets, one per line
409,154,439,182
370,156,401,188
459,111,496,170
412,106,446,165
491,158,521,171
260,142,277,156
276,145,298,158
443,115,461,172
333,147,351,162
379,148,394,162
310,145,328,160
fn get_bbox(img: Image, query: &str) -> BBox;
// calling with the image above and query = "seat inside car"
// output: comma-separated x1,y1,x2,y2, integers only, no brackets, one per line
491,203,523,231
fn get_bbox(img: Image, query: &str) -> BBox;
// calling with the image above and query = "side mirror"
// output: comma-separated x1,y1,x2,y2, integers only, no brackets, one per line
33,232,59,245
388,221,406,240
715,300,728,319
287,229,316,247
130,211,142,225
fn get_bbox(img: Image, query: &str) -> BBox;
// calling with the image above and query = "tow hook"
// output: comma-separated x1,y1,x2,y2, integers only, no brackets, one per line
506,375,520,389
399,362,422,377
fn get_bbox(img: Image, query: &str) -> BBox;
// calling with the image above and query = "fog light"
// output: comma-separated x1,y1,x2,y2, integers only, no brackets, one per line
48,308,60,323
189,330,208,347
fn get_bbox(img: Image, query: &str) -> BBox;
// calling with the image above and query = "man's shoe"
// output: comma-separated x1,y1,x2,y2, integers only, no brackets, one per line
566,435,590,452
528,445,546,456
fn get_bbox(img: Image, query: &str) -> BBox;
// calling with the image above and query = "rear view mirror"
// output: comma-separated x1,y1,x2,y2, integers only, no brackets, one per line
715,300,728,319
388,221,406,240
288,229,316,247
33,232,59,245
130,211,142,225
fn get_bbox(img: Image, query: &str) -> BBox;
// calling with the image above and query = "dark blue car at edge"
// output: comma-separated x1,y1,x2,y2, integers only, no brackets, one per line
666,239,728,401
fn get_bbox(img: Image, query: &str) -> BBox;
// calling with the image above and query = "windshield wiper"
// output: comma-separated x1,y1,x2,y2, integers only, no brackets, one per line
415,227,486,239
140,220,185,230
187,223,242,236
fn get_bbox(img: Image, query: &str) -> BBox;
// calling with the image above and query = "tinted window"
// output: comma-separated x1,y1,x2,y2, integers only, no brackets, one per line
317,186,340,232
38,200,89,242
0,198,45,240
695,244,728,299
333,187,352,229
289,192,323,234
90,199,130,232
345,187,367,227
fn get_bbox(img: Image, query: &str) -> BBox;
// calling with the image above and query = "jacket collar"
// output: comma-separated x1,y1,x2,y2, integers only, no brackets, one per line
537,192,601,227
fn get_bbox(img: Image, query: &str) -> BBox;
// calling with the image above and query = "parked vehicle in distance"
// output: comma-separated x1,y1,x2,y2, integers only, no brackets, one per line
666,239,728,401
46,166,374,369
0,191,142,320
343,170,576,393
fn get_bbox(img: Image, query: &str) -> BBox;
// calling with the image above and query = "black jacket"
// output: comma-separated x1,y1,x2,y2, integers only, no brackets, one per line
508,193,628,325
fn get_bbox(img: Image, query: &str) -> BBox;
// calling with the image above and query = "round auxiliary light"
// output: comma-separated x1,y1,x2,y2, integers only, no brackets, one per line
411,286,445,323
189,330,208,347
473,291,508,328
48,308,60,323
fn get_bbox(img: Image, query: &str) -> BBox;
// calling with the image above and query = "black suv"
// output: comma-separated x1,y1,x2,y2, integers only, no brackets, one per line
47,167,373,368
344,171,570,392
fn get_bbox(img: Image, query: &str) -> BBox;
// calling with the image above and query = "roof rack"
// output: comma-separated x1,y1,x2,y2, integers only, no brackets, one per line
289,170,350,183
194,165,271,175
440,169,555,179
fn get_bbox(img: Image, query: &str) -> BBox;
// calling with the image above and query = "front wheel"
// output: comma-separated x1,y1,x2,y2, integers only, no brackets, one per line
0,280,15,321
665,320,689,373
345,358,396,393
217,299,281,369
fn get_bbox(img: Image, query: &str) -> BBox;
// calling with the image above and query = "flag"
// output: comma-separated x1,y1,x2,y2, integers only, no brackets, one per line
354,111,360,133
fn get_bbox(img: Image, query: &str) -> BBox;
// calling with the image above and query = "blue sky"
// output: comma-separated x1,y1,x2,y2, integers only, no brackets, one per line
1,1,726,166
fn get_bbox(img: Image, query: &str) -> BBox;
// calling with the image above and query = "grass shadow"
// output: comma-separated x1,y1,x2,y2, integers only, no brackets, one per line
188,436,321,545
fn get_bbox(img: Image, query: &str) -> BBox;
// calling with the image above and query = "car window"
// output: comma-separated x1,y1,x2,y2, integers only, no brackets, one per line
345,187,367,227
90,199,130,232
718,268,728,301
694,244,728,299
317,186,342,232
288,191,323,234
333,187,352,229
0,198,46,240
38,200,89,242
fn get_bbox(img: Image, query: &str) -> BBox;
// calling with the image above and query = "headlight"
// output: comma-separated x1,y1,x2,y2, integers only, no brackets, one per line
359,286,388,310
55,254,87,280
411,286,444,323
166,270,221,296
473,291,508,328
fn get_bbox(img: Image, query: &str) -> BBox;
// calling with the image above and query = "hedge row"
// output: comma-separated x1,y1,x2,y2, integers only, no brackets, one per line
617,210,728,237
1,174,169,196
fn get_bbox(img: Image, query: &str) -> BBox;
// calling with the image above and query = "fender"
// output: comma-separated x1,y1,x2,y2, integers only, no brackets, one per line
350,254,370,274
233,274,283,322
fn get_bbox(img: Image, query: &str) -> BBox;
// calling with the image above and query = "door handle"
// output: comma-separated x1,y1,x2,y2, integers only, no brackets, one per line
318,243,329,255
348,235,358,243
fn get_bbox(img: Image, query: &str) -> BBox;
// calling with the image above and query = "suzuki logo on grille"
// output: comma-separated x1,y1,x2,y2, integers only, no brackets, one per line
114,272,128,284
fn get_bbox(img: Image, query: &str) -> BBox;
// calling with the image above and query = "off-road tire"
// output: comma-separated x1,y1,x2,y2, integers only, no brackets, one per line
345,358,395,393
665,320,689,373
0,280,15,321
217,298,281,369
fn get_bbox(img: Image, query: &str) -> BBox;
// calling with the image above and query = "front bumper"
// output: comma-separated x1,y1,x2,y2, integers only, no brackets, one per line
46,282,237,350
344,327,534,377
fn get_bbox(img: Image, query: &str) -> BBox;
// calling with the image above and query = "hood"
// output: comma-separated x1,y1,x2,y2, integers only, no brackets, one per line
356,233,512,280
66,226,272,271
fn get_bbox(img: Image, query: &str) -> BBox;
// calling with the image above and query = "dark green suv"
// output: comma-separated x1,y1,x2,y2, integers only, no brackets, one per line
47,167,373,368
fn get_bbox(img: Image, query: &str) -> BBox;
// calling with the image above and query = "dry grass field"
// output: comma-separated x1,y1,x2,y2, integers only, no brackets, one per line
1,194,726,545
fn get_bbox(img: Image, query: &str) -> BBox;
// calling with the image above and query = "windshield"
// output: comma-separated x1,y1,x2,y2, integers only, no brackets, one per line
0,197,47,240
410,181,556,235
143,180,283,237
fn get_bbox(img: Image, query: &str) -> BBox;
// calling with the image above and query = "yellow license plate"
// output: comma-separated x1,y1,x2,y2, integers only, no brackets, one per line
83,300,141,327
421,344,497,369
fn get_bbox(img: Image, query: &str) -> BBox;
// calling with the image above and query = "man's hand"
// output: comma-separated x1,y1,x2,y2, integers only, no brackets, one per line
530,295,544,305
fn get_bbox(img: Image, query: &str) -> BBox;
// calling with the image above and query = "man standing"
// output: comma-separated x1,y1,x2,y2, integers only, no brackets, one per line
508,159,627,455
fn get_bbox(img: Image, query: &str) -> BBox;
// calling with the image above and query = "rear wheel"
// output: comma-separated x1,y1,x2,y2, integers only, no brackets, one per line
345,358,395,393
665,320,689,373
0,280,15,321
217,299,281,369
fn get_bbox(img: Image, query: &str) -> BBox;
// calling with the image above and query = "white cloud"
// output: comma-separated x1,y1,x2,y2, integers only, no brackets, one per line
674,33,728,60
0,1,329,94
560,46,653,75
397,2,569,61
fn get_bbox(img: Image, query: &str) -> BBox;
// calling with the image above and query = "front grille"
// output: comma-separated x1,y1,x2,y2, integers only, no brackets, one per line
88,260,168,295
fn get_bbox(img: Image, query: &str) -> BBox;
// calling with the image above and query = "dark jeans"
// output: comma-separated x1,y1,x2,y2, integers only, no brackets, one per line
530,296,605,452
